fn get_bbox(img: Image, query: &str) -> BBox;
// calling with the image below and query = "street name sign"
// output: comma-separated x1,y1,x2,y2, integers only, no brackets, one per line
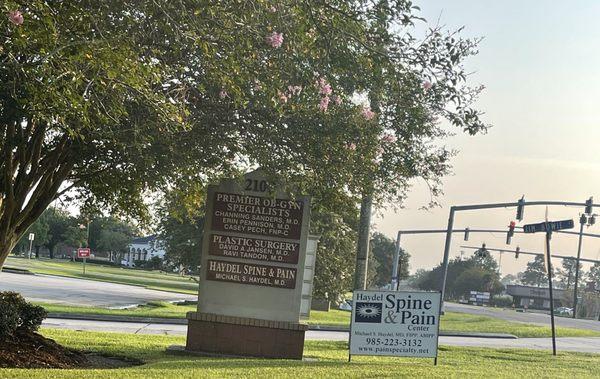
522,218,573,355
77,248,91,258
349,290,441,359
523,219,574,234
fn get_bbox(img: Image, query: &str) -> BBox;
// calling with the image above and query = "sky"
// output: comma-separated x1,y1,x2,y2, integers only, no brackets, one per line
374,1,600,276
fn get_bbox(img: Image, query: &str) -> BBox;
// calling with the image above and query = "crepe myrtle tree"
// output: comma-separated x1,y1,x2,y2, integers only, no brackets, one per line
0,0,485,271
341,1,486,289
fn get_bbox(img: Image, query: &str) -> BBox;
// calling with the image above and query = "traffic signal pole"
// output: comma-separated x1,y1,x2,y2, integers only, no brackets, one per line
392,225,600,294
460,244,600,264
573,218,585,318
439,208,455,308
438,200,599,312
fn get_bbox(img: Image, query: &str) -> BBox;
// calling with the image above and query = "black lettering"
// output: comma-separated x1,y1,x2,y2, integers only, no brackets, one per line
386,294,395,309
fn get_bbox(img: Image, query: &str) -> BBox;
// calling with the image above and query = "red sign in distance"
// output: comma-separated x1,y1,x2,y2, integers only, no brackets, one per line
77,248,91,258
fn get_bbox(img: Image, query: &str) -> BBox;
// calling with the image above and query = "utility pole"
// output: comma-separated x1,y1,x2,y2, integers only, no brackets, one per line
498,251,503,273
391,231,401,290
354,195,372,290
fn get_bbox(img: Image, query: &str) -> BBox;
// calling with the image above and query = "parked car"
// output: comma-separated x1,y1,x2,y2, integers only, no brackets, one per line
554,307,573,317
339,299,353,311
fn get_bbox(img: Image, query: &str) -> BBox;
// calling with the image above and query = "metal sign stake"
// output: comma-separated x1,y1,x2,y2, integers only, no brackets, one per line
545,228,557,356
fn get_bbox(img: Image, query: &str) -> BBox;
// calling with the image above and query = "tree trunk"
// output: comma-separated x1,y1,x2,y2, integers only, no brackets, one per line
0,235,17,270
49,246,54,259
354,195,372,290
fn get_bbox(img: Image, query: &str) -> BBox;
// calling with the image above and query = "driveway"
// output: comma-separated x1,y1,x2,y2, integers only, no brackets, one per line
0,272,196,307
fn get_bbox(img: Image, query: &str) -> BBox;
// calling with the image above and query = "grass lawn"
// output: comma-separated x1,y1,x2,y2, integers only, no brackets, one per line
439,312,600,338
1,328,599,378
5,256,198,294
310,310,600,338
40,301,197,319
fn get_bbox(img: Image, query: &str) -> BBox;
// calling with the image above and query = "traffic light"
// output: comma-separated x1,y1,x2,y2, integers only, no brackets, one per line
506,221,516,245
464,228,470,241
516,196,525,221
585,197,593,215
515,246,520,259
590,215,596,226
476,243,488,258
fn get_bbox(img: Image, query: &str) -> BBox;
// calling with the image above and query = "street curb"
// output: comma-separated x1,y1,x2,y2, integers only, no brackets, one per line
46,313,518,339
47,313,187,325
308,325,518,339
439,331,518,339
1,267,35,275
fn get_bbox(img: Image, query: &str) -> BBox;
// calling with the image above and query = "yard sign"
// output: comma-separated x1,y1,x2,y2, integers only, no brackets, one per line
349,290,441,362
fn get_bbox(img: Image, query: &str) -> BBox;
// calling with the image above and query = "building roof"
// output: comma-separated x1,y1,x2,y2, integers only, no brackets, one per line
131,235,157,244
506,284,568,300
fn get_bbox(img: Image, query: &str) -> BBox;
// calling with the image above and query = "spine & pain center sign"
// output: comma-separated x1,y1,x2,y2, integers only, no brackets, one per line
349,290,441,359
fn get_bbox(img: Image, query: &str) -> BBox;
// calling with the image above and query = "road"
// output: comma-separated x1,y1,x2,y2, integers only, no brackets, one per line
445,302,600,332
42,318,600,353
0,272,195,307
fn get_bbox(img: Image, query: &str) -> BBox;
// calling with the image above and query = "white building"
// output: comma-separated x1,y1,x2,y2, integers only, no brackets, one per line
124,235,166,267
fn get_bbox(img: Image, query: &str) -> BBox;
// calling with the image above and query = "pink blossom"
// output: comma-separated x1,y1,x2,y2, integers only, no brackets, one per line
331,95,342,105
268,6,277,13
319,96,330,112
346,142,357,151
265,32,284,48
316,77,332,96
278,90,288,103
361,106,375,120
381,134,397,143
319,83,332,96
8,10,23,26
376,146,385,156
219,89,228,99
422,80,433,91
287,85,302,96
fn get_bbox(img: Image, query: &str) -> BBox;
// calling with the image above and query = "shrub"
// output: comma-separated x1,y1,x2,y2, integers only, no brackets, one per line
134,256,163,270
0,300,19,339
20,302,47,332
491,294,513,308
0,291,48,339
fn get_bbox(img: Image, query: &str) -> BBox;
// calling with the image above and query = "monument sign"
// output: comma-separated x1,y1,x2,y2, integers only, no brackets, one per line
185,170,313,359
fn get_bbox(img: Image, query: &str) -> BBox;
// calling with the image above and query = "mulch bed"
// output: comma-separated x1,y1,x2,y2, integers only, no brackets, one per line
0,330,140,369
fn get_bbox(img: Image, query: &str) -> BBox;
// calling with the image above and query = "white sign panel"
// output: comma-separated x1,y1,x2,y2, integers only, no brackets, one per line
349,290,441,358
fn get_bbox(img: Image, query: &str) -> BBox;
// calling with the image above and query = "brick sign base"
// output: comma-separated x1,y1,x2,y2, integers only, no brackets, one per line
185,312,307,359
